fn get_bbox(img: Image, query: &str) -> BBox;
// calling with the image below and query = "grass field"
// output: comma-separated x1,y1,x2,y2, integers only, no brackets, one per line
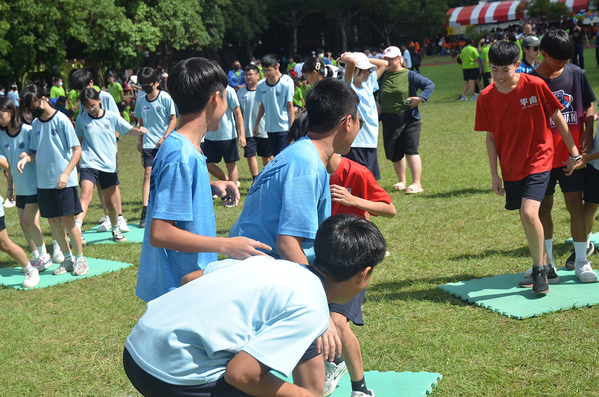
2,50,599,396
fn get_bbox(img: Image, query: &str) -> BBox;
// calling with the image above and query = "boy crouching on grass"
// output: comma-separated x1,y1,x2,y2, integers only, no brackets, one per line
124,214,386,397
135,57,270,303
474,40,581,294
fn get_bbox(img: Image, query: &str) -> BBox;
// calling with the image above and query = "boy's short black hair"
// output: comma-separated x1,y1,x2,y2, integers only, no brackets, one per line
261,54,279,68
57,96,66,104
80,87,100,106
167,57,228,116
488,40,520,66
305,78,359,134
465,37,472,45
287,109,309,144
53,76,62,84
138,67,160,85
313,214,386,282
21,84,45,110
294,54,303,63
70,69,94,91
244,64,259,74
540,29,575,61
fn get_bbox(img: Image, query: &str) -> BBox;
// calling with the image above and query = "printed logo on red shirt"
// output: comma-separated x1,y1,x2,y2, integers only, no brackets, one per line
520,96,539,108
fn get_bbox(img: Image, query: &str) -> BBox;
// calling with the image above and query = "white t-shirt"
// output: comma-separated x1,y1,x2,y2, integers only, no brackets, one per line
350,72,380,148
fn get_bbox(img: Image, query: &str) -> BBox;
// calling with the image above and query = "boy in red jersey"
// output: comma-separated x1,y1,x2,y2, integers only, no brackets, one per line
475,40,581,294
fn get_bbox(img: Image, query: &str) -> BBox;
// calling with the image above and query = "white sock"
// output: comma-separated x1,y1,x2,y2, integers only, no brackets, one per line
24,264,33,273
75,219,82,231
574,241,587,262
545,239,554,267
588,234,592,249
37,244,47,256
31,250,39,259
75,254,84,261
53,240,59,250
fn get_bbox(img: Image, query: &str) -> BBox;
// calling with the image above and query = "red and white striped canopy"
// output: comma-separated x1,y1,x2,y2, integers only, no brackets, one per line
447,0,590,27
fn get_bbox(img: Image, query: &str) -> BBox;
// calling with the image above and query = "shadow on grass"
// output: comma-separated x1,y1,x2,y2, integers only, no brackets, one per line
450,244,575,261
424,188,490,199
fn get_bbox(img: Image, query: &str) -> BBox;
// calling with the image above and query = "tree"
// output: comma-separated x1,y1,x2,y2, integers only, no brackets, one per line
266,0,315,56
520,0,570,22
223,0,268,59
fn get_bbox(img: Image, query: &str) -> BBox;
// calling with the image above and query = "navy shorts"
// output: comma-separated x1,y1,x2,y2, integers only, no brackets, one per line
37,187,83,219
463,68,479,81
584,165,599,204
503,171,550,211
299,339,321,363
142,148,159,168
329,288,366,326
15,194,38,210
123,348,252,397
202,139,240,164
0,216,5,232
80,168,120,189
268,131,289,156
244,137,272,158
343,147,381,180
381,112,421,162
545,167,585,196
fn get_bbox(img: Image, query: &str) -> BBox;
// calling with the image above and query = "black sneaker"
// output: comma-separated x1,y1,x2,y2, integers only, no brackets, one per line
140,211,147,228
531,266,549,294
565,242,595,270
519,265,560,288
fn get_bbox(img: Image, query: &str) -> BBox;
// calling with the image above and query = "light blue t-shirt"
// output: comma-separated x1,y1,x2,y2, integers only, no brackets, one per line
80,90,119,117
351,72,380,148
134,91,177,149
229,137,331,261
403,49,412,69
204,86,239,142
255,74,294,133
0,124,37,196
126,256,329,386
7,90,19,107
136,132,218,303
75,110,131,173
237,86,267,139
30,111,80,189
590,129,599,171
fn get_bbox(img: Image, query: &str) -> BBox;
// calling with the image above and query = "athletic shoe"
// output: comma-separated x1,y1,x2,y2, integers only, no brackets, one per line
31,253,52,272
565,242,595,270
469,96,477,101
72,257,89,276
112,227,127,243
23,267,40,288
459,95,467,101
575,260,598,283
3,197,15,208
531,266,549,294
140,211,147,228
351,390,375,397
97,215,111,232
53,257,74,275
520,265,559,288
118,216,129,232
52,247,65,264
323,361,348,397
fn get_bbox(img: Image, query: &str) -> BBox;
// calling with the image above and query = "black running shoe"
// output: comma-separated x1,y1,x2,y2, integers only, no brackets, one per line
520,265,560,288
565,242,595,270
532,266,549,294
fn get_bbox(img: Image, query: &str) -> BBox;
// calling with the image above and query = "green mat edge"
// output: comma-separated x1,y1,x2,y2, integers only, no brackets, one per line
565,231,599,244
1,258,133,291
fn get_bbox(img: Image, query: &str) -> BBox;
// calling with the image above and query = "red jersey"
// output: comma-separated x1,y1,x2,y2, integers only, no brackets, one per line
475,73,563,181
330,157,392,219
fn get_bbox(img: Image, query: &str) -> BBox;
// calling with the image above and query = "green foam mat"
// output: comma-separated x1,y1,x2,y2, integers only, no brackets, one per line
439,268,599,319
276,370,442,396
565,232,599,245
82,223,145,245
0,257,133,290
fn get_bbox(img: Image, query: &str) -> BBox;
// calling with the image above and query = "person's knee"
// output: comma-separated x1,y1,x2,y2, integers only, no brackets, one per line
144,167,152,178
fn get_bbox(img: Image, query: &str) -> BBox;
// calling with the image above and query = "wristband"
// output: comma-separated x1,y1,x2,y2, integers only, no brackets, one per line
570,154,582,162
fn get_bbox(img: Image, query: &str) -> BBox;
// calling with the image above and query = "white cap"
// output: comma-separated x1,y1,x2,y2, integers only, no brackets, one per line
383,46,402,59
352,52,377,70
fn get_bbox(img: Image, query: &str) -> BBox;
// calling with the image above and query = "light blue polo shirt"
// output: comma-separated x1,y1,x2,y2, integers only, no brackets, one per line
204,86,239,141
136,132,218,303
255,74,294,133
126,256,329,386
0,124,38,196
30,111,80,189
134,91,177,149
80,90,119,116
237,86,267,138
75,110,132,173
351,72,379,148
229,136,331,261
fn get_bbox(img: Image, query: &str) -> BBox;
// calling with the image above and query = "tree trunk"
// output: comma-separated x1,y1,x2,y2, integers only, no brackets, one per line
246,41,254,60
93,50,104,88
339,21,348,53
292,24,298,55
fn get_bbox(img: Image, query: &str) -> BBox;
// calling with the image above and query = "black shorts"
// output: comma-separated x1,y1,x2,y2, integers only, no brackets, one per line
202,139,240,164
343,147,381,180
123,348,252,397
483,72,492,87
299,339,320,363
463,68,479,81
0,216,5,232
545,167,585,196
584,165,599,204
142,148,159,168
15,194,38,210
504,171,550,211
80,168,120,189
380,112,421,162
268,131,289,156
244,137,272,158
37,187,83,219
329,288,366,326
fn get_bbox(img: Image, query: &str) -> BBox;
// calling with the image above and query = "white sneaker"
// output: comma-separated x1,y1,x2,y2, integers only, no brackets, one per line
53,257,74,275
73,257,89,276
97,215,111,232
459,95,467,101
3,198,15,208
31,253,52,272
52,247,65,264
323,361,348,397
118,216,129,232
469,96,477,101
351,390,375,397
112,226,127,243
23,267,40,288
575,260,597,283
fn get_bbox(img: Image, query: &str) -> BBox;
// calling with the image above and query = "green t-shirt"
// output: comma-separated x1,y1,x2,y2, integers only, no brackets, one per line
67,89,79,110
480,45,491,73
460,45,480,69
108,82,124,104
123,106,131,123
380,69,410,114
50,86,66,99
288,62,296,74
293,87,304,107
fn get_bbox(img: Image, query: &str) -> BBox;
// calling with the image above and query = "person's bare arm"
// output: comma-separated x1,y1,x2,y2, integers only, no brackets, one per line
181,269,204,285
254,104,265,136
551,108,581,174
276,235,307,265
233,106,246,147
337,52,356,84
581,102,595,153
158,114,178,146
486,132,503,196
369,57,389,79
330,185,396,218
287,101,295,127
57,145,81,189
17,152,36,173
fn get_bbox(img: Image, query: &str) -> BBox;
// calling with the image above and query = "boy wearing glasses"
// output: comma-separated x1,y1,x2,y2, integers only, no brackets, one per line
516,36,541,74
